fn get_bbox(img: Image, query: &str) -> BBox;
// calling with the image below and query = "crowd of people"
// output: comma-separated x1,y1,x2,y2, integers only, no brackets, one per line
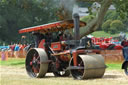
0,44,27,60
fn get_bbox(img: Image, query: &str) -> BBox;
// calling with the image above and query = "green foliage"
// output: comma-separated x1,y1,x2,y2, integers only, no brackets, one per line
104,10,119,21
109,27,117,34
110,20,124,34
102,19,112,32
0,0,59,44
80,15,95,23
113,0,128,19
103,10,127,34
0,0,128,44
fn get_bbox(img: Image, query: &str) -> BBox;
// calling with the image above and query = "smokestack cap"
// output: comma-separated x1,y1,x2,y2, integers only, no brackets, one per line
73,13,79,19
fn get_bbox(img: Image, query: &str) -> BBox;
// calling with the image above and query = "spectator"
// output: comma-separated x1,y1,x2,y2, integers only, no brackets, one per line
121,39,128,47
1,49,6,61
9,44,15,57
10,44,15,51
14,44,20,58
121,39,128,61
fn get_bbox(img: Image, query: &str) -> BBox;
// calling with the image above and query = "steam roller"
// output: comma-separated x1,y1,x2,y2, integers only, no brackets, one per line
20,11,106,80
69,54,106,79
25,48,48,78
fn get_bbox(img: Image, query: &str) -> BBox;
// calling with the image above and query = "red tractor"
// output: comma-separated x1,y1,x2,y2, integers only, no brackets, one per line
19,14,106,79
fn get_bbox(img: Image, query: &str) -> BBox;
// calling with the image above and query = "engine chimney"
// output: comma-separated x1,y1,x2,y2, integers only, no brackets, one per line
73,13,80,47
73,13,80,40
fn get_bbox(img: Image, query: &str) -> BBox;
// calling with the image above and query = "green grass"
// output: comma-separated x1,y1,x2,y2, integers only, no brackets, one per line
92,31,119,38
1,59,127,85
106,63,122,70
0,58,25,67
0,58,123,70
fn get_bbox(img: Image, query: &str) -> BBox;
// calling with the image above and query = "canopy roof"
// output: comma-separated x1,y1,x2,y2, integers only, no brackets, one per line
19,20,86,34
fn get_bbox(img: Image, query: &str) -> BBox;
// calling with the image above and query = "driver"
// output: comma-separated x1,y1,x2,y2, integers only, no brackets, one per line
32,32,45,48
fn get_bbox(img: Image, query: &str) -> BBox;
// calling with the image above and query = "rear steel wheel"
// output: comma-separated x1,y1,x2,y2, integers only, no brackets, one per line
25,48,48,78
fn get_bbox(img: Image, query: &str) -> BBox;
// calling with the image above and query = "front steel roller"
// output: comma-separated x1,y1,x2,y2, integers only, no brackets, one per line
25,48,48,78
69,54,106,79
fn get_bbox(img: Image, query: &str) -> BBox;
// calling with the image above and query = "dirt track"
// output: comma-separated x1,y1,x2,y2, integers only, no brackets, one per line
0,66,128,85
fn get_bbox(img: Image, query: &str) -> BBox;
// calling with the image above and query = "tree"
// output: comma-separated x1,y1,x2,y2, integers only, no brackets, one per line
57,0,112,38
113,0,128,19
77,0,128,38
103,9,128,33
110,20,124,34
0,0,59,44
104,10,119,21
80,15,95,23
79,0,112,38
0,0,128,44
102,19,112,33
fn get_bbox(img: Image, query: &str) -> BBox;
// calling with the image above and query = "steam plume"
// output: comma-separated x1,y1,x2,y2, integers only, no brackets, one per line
57,0,79,20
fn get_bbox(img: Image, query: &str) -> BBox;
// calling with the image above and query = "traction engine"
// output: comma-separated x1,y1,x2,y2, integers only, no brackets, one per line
19,13,106,79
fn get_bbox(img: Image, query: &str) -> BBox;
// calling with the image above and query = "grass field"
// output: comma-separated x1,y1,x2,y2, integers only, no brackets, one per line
0,58,128,85
0,58,25,67
92,31,119,38
92,31,128,38
0,58,123,69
